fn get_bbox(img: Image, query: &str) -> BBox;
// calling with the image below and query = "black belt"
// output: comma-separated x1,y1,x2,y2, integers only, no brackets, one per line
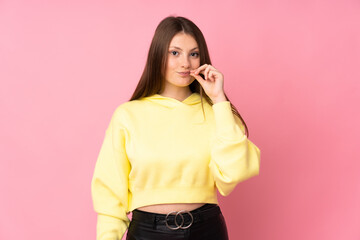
131,203,221,230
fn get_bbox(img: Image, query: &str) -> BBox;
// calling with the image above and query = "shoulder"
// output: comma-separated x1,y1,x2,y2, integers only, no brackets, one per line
112,99,146,119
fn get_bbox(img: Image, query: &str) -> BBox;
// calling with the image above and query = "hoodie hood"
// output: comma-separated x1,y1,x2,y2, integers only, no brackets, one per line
141,92,202,109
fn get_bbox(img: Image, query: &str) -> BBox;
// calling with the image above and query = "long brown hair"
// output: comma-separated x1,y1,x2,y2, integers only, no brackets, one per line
129,15,249,137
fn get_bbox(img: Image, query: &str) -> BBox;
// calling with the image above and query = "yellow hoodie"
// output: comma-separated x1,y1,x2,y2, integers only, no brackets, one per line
91,92,261,240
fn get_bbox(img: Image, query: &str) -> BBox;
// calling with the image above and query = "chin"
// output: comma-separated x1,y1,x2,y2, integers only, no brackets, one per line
177,78,195,86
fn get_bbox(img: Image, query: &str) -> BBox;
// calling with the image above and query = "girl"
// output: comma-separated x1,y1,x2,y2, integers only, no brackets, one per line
91,15,261,240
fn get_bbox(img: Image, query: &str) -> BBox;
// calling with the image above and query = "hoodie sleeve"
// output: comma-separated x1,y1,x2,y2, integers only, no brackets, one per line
91,107,131,240
209,101,261,196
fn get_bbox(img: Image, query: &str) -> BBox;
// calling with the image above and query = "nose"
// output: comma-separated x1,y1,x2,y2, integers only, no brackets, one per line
181,55,190,69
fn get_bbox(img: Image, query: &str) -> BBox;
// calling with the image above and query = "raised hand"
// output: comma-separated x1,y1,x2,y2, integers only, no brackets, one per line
190,64,227,104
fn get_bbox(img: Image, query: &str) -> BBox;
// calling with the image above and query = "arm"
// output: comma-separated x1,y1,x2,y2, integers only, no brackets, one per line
91,107,131,240
209,101,261,196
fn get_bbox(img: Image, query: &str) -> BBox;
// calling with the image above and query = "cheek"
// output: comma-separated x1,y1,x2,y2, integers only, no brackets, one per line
192,59,200,68
166,58,178,71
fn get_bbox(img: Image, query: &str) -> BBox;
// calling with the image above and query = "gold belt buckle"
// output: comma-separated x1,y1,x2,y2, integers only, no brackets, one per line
165,210,194,230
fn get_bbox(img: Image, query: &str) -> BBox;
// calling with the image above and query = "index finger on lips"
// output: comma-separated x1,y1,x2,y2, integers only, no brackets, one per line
192,64,210,74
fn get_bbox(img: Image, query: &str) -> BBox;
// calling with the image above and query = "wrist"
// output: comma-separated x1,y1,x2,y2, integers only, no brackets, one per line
212,93,227,104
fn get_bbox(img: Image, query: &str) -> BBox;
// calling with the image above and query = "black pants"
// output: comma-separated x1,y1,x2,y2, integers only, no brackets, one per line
126,203,229,240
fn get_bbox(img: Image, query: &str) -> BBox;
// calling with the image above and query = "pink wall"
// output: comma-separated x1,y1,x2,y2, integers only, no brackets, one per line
1,0,359,239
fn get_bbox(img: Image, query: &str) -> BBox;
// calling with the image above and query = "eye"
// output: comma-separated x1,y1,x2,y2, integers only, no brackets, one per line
191,52,200,57
170,50,179,56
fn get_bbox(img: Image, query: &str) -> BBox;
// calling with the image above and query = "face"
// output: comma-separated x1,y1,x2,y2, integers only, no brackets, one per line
163,32,200,90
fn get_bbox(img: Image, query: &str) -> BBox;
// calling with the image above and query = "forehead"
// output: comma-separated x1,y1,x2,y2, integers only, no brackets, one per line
169,33,198,49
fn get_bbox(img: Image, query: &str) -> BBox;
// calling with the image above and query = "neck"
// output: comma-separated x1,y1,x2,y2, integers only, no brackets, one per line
158,87,193,102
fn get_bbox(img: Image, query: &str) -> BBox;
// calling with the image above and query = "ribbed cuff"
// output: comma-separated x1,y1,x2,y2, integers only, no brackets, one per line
97,214,129,240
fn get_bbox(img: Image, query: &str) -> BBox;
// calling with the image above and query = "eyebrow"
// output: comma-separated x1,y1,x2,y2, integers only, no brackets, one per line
170,46,199,51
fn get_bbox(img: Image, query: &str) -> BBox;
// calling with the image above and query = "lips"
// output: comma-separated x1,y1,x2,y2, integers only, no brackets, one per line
178,71,190,76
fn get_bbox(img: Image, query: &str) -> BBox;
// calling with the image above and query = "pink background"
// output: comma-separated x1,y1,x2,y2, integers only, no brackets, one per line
1,0,359,239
